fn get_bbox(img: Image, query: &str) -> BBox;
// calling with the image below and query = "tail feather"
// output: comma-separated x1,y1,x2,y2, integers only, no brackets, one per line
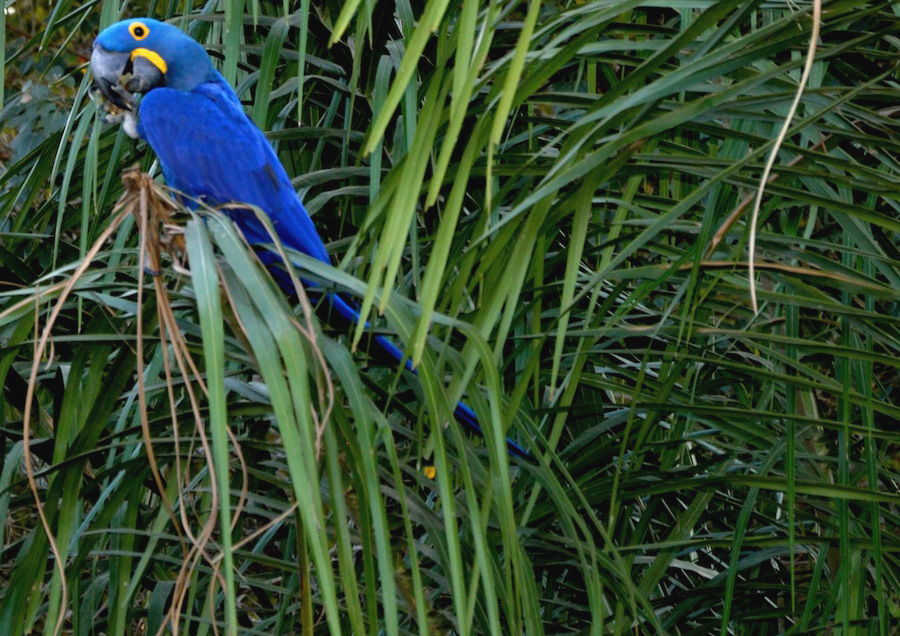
452,401,530,459
327,293,528,458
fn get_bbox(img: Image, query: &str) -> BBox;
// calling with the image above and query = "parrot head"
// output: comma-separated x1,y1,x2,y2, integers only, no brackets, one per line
91,18,217,110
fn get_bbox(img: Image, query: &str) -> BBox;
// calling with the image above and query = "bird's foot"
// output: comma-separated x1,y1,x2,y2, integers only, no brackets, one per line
90,85,139,138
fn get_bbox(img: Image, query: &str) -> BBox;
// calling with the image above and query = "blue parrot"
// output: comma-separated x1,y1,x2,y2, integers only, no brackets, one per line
91,18,527,458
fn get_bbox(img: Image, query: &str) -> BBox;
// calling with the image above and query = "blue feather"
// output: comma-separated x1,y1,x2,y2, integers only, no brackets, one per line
94,18,528,458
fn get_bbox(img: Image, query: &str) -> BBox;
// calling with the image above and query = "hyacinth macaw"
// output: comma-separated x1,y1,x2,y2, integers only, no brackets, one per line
90,18,527,457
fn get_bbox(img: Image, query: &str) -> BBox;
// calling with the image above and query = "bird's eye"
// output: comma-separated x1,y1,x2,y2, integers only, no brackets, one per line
129,22,149,40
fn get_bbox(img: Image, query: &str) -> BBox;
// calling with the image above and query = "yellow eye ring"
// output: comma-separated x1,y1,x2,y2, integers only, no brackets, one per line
129,21,149,40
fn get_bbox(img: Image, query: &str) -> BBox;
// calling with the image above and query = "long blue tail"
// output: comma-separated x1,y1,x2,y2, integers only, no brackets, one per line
250,248,527,457
326,293,529,458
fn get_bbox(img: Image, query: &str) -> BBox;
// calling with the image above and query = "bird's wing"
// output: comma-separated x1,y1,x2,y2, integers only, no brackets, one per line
137,81,330,263
135,80,529,459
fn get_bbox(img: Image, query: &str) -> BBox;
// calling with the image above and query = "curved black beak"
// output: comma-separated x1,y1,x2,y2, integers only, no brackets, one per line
90,43,164,111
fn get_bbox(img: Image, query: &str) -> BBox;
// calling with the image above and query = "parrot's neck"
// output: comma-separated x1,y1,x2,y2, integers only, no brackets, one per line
164,39,218,92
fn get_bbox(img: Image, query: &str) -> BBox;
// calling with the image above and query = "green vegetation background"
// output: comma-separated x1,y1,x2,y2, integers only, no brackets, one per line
0,1,898,635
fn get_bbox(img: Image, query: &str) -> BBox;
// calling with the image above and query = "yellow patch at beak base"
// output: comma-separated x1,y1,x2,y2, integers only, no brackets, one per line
131,48,167,74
